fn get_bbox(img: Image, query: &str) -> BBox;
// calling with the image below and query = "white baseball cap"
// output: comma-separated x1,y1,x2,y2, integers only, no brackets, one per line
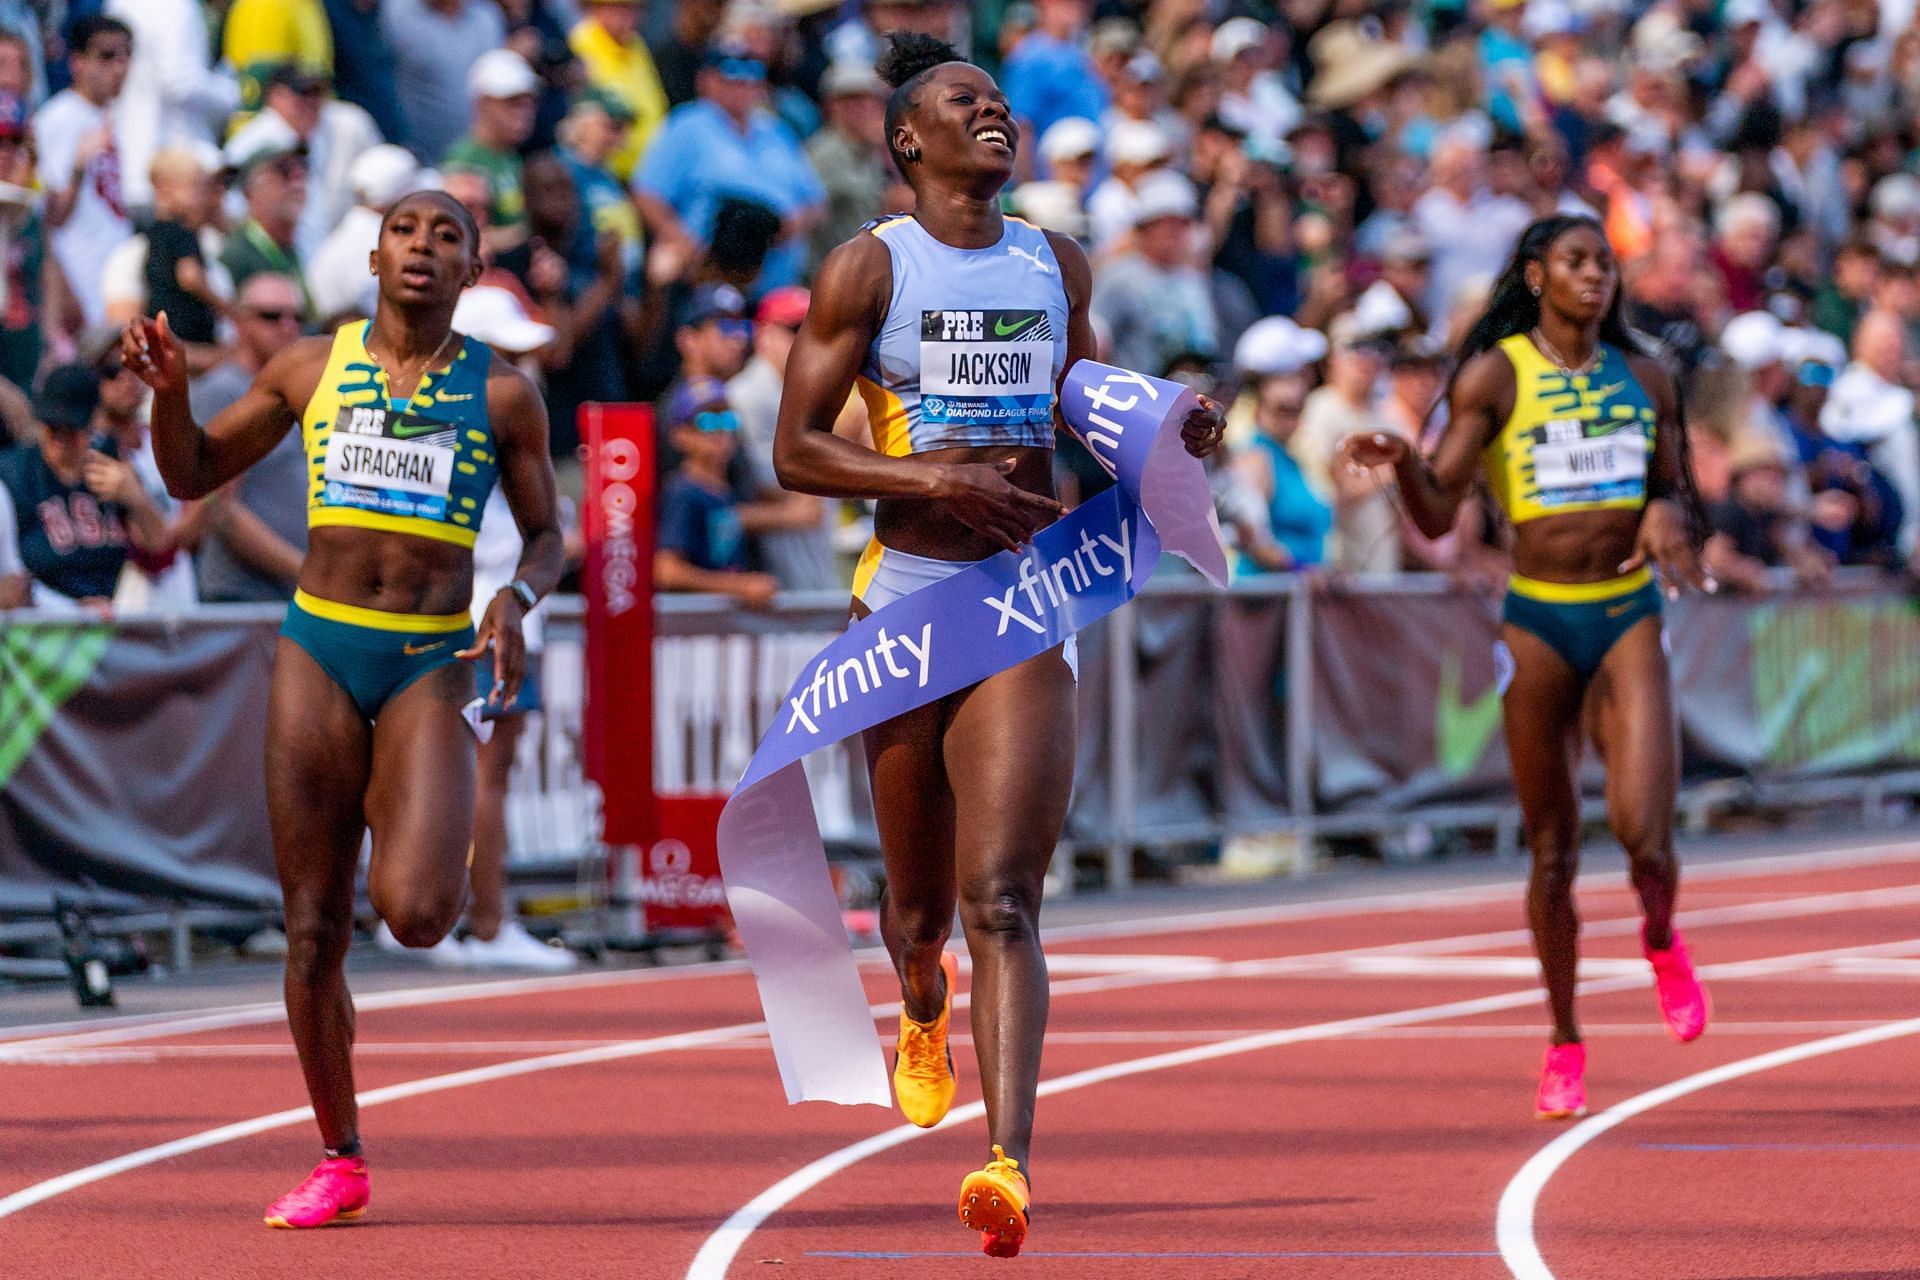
1105,118,1171,167
1130,172,1198,226
454,285,556,357
468,48,540,101
1012,180,1089,239
1039,116,1101,165
1719,310,1787,370
1233,316,1328,375
351,144,426,208
1212,17,1269,63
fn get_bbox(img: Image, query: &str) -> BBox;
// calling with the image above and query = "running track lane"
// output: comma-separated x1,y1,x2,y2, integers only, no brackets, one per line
0,849,1916,1279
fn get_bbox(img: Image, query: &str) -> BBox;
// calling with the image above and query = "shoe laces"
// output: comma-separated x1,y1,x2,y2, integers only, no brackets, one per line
899,1014,948,1077
273,1161,357,1213
985,1144,1024,1185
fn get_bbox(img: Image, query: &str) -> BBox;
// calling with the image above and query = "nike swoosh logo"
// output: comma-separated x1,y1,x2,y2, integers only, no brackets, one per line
435,392,476,403
994,315,1039,338
402,640,446,656
1435,648,1503,779
1588,382,1625,400
389,418,451,440
1606,601,1634,618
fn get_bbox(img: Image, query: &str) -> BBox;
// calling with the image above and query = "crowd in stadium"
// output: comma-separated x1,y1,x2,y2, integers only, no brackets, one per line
0,0,1917,617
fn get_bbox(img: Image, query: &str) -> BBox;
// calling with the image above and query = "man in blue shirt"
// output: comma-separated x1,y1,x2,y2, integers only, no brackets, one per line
1001,0,1108,146
634,42,824,291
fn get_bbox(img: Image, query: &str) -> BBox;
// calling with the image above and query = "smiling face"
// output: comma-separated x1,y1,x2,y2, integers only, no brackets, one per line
373,192,482,308
1526,223,1619,328
894,63,1019,194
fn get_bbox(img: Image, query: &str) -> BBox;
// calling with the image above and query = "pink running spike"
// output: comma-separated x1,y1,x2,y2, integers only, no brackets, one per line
1536,1042,1587,1120
1644,926,1710,1042
263,1156,370,1229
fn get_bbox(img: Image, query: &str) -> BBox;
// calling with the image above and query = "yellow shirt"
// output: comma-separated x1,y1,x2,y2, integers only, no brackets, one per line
224,0,333,83
1483,334,1655,526
569,19,670,182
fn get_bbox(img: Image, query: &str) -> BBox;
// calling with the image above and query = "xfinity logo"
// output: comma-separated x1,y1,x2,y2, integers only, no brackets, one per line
984,522,1132,637
786,623,935,735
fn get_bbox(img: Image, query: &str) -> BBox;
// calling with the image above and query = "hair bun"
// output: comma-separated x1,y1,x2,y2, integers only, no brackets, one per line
876,31,962,90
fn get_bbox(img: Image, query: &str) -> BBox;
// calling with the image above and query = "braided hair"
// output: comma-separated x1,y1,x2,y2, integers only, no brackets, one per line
876,31,969,176
1445,214,1707,545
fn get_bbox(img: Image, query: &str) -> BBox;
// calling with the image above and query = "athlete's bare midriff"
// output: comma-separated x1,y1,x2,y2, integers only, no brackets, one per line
873,444,1057,561
1509,507,1645,584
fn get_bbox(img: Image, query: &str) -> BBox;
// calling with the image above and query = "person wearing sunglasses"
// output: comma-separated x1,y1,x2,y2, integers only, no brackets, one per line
654,375,778,608
32,15,136,333
219,134,316,320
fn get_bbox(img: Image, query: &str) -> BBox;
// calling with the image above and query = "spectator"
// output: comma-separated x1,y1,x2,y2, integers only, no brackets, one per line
1865,173,1920,268
648,0,728,107
1087,119,1172,254
383,0,507,166
654,376,778,607
0,365,164,613
223,0,332,103
320,0,407,144
726,286,847,592
1626,234,1714,375
140,146,225,347
569,0,671,181
1090,174,1218,378
494,153,627,481
1298,313,1399,574
444,50,541,233
671,282,753,387
1822,309,1920,558
1705,433,1831,592
1414,131,1531,325
1711,193,1781,315
635,42,825,292
191,274,311,603
225,64,382,264
1228,357,1331,574
1811,239,1881,345
1212,17,1301,153
1103,50,1183,148
1781,331,1904,571
1719,310,1803,471
103,0,238,209
1002,0,1106,145
308,144,425,327
0,16,43,108
1036,115,1098,193
0,89,45,389
220,136,313,316
805,60,893,269
34,14,135,332
555,89,643,284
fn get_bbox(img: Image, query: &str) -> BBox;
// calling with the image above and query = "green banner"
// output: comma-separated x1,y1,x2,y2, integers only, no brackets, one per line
0,622,111,788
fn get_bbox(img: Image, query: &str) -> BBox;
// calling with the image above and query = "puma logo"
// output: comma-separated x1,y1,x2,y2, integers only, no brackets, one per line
402,640,446,656
1006,244,1053,275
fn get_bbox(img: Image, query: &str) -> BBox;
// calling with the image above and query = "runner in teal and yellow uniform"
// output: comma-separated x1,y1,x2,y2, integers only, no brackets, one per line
1341,215,1713,1123
124,190,564,1229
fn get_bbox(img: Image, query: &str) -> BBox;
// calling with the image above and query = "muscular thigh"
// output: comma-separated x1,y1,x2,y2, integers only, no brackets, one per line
1585,618,1678,823
864,699,956,900
1499,624,1587,834
265,637,373,901
944,646,1078,889
363,660,480,902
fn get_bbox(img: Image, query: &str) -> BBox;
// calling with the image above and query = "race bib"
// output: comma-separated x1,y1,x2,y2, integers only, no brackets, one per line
320,405,456,516
919,308,1054,428
1531,421,1647,492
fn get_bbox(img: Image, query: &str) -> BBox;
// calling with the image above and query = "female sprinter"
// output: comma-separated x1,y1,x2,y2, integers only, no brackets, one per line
123,190,564,1225
1340,215,1711,1119
773,33,1223,1255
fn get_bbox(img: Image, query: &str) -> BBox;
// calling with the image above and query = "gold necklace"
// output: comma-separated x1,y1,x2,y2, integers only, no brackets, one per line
366,324,458,405
1531,327,1600,376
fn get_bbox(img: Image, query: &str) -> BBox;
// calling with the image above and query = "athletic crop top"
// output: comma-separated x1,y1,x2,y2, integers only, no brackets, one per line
856,214,1069,455
1482,333,1656,526
302,321,498,548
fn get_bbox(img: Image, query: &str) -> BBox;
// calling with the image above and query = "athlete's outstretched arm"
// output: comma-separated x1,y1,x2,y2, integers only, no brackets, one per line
1340,349,1509,539
461,363,565,707
123,313,315,501
772,236,1064,553
1620,353,1711,593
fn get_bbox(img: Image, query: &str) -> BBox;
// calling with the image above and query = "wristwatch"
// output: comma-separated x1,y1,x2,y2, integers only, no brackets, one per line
506,578,538,611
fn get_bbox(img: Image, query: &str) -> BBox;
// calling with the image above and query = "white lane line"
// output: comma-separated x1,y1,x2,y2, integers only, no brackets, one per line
680,935,1918,1280
8,839,1914,1051
1495,1015,1920,1280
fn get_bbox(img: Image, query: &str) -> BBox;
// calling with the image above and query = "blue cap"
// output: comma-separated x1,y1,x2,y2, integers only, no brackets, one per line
682,283,750,328
667,378,731,427
703,39,767,82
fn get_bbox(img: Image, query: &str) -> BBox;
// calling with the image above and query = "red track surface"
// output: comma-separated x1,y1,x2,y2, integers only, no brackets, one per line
3,847,1919,1280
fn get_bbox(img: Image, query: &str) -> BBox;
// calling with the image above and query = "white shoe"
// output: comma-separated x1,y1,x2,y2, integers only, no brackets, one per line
373,919,466,966
459,920,578,972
